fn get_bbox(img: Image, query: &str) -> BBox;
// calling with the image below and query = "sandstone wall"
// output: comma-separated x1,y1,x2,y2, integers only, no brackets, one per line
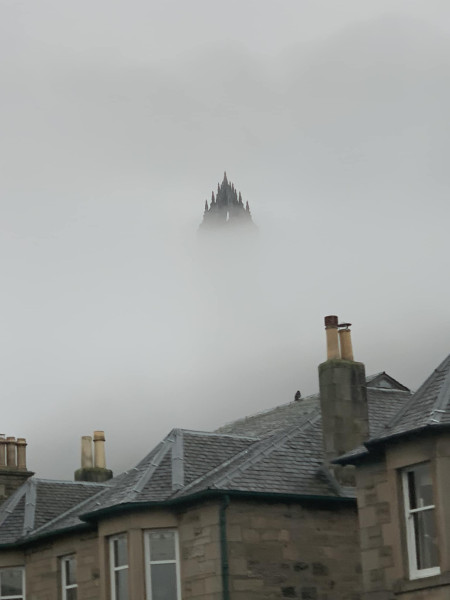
226,498,362,600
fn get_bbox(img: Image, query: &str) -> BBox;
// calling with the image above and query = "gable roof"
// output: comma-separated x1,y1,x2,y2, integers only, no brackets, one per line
364,372,410,392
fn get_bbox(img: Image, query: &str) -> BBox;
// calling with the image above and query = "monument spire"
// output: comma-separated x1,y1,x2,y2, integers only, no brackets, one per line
199,173,255,231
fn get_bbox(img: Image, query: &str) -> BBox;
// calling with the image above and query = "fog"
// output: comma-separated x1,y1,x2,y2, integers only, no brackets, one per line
1,1,450,478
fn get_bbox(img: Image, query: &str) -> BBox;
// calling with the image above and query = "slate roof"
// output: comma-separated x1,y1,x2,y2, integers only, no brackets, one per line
217,375,411,439
0,372,412,546
336,354,450,464
0,479,107,546
370,354,450,442
178,411,343,498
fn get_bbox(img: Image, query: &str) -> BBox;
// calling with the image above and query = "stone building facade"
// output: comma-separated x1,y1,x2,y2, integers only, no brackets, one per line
337,354,450,599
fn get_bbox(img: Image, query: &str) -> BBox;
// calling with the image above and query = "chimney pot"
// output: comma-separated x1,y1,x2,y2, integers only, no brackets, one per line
0,436,6,468
93,430,106,469
324,315,339,328
81,436,93,469
6,437,16,468
16,438,27,470
339,326,354,361
324,315,340,360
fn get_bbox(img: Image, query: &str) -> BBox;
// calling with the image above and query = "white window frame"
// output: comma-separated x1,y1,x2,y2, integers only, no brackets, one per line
0,566,25,600
61,555,77,600
109,534,129,600
144,529,181,600
402,463,440,579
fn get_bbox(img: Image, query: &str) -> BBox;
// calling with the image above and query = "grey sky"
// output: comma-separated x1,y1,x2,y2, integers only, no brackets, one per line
1,1,450,478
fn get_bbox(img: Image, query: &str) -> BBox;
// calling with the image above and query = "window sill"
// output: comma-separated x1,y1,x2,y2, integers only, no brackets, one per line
394,570,450,595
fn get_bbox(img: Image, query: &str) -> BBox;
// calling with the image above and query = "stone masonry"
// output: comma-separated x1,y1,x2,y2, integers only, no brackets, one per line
226,499,362,600
355,459,395,600
17,531,99,600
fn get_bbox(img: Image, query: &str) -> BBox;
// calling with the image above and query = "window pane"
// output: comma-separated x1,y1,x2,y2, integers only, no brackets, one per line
149,531,175,561
115,569,128,600
414,509,439,570
65,557,76,586
66,589,78,600
114,537,128,567
408,464,433,508
151,563,177,600
1,568,23,595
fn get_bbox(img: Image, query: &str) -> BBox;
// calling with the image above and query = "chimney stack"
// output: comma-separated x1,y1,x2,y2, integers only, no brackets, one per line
319,316,369,484
75,431,113,483
0,435,33,502
6,437,17,467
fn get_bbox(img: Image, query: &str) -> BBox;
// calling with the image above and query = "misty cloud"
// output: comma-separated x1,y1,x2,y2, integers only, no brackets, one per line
1,2,450,478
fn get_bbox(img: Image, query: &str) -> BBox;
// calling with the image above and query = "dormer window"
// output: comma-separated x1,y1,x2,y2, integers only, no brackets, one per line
402,463,440,579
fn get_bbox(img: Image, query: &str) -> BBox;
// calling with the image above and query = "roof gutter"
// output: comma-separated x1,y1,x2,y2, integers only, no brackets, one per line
334,424,450,466
0,489,356,549
80,488,355,522
0,522,94,550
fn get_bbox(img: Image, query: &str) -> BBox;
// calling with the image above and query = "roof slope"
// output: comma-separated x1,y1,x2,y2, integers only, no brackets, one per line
178,410,340,498
217,376,411,440
371,353,450,443
336,355,450,464
0,479,107,546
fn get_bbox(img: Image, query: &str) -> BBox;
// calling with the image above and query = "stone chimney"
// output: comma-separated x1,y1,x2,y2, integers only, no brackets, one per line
0,435,34,502
74,431,113,483
319,316,369,484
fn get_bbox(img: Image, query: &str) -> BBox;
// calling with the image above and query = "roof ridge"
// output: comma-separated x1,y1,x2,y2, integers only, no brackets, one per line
171,429,184,491
23,478,37,536
183,429,259,441
173,437,260,497
125,431,175,501
216,394,320,431
368,388,411,394
34,478,110,487
0,481,28,530
366,372,384,380
428,361,450,424
213,410,321,489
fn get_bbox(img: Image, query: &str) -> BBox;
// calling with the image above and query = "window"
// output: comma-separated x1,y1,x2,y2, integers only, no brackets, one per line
0,567,25,599
402,462,440,579
61,555,77,600
110,534,129,600
145,530,181,600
